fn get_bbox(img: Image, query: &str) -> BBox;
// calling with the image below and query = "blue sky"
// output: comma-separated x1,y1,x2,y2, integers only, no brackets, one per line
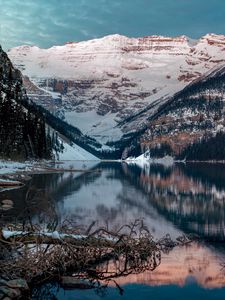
1,0,225,50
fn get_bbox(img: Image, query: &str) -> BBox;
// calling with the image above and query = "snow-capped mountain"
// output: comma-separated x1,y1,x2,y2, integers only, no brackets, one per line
7,33,225,147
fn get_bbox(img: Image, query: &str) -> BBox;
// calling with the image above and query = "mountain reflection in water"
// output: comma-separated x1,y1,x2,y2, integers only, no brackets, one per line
1,161,225,298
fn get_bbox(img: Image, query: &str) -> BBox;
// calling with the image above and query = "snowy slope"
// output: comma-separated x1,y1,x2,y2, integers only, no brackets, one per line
8,33,225,145
58,141,99,161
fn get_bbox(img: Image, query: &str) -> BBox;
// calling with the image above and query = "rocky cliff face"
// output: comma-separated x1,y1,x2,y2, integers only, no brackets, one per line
8,34,225,148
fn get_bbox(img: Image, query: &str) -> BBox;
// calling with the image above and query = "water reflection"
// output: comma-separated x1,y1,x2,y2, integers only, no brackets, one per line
125,163,225,241
1,162,225,298
114,242,225,288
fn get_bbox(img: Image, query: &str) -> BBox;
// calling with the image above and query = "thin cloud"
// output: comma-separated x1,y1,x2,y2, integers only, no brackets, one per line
0,0,225,50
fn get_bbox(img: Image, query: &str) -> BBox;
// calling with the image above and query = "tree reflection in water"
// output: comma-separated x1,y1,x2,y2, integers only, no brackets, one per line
2,162,225,298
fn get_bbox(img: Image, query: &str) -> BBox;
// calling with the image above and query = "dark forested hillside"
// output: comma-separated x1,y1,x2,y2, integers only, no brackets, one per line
0,46,52,159
179,131,225,161
133,65,225,161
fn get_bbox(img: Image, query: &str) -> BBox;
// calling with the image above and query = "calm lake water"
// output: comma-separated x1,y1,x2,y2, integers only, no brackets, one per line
1,161,225,299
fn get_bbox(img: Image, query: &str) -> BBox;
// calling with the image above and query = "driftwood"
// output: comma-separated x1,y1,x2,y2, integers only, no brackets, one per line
0,220,192,290
0,180,23,187
0,186,194,299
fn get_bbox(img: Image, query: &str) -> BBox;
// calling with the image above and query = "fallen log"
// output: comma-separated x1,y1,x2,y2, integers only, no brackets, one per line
0,221,192,291
0,180,23,187
0,229,117,247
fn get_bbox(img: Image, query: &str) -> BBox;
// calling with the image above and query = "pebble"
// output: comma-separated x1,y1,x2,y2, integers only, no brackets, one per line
0,278,29,299
6,279,29,291
0,287,21,299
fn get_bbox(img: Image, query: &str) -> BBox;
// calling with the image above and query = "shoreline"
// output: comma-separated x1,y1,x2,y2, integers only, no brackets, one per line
0,159,101,192
1,157,225,185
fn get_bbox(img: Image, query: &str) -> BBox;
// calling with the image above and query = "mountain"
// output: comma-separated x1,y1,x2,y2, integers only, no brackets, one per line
139,61,225,160
8,34,225,153
0,46,99,161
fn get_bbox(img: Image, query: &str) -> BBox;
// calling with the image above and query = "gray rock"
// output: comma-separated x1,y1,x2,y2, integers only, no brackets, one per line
6,279,29,291
0,286,21,299
1,200,13,206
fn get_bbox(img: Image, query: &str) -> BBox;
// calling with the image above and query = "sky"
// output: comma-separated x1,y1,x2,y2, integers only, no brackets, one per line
0,0,225,50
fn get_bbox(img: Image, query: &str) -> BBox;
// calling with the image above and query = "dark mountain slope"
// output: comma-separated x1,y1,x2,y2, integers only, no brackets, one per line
131,64,225,160
0,46,52,159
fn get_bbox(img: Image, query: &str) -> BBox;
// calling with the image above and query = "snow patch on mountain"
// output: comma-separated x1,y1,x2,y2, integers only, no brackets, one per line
57,141,99,161
65,110,122,144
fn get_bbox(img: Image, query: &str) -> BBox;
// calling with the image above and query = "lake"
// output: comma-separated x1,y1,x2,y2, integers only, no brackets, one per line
1,161,225,299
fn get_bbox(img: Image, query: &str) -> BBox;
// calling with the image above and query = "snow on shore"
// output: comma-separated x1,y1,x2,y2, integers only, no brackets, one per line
126,152,174,167
0,141,99,178
0,135,99,176
0,161,33,175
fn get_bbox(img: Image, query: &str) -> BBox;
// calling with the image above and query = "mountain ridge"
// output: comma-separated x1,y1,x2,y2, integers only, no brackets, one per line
6,33,225,159
8,32,225,51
